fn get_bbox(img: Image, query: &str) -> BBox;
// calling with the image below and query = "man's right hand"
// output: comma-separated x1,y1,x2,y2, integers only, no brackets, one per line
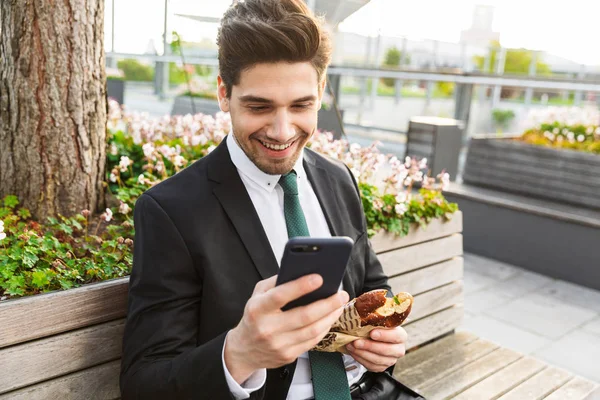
224,274,349,385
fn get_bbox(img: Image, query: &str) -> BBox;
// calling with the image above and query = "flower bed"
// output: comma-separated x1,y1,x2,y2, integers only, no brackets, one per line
463,106,600,209
0,100,457,301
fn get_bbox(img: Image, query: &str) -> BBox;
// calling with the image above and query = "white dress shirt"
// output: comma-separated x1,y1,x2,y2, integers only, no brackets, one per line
221,133,367,399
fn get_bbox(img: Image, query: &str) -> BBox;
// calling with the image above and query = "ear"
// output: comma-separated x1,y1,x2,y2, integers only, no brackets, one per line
217,75,230,112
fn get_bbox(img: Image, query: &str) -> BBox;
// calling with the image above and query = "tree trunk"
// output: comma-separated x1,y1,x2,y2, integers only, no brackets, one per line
0,0,106,220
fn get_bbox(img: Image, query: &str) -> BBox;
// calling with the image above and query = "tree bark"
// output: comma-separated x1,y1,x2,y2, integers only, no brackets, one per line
0,0,106,220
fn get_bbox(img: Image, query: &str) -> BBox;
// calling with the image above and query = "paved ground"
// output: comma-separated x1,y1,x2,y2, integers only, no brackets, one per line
460,253,600,384
122,84,600,384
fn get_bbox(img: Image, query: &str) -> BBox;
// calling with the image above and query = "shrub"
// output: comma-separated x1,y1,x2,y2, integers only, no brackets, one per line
117,59,154,82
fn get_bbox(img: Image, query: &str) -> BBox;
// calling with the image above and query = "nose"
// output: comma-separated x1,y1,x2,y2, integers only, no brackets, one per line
267,109,296,143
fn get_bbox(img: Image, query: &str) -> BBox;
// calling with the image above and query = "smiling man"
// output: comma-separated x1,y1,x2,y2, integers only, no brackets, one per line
120,1,420,399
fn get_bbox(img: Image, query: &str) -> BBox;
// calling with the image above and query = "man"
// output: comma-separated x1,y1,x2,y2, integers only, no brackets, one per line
120,0,421,398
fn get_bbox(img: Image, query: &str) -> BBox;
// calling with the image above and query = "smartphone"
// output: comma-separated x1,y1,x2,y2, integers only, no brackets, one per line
276,236,354,311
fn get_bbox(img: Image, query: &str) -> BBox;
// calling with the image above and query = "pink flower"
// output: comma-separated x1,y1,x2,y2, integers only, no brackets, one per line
395,203,407,216
119,202,131,215
101,208,113,222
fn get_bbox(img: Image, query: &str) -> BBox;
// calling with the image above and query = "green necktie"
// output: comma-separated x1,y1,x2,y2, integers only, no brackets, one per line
279,171,352,400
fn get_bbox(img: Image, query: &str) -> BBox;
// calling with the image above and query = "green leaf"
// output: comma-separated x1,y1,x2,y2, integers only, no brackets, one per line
17,208,31,219
31,270,50,288
3,195,19,209
22,251,39,268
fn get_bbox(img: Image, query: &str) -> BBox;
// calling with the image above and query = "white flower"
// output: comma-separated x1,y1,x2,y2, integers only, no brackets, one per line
102,208,113,222
577,135,585,143
418,158,428,170
137,174,146,185
173,155,187,168
395,193,407,204
395,203,408,216
109,173,118,183
119,156,132,172
0,232,6,241
119,202,131,215
553,128,560,134
0,220,4,232
586,126,594,134
142,143,155,159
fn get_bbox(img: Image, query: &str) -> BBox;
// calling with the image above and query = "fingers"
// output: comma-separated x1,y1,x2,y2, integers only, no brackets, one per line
347,349,395,373
259,274,323,311
346,342,400,372
253,275,278,295
286,302,345,343
283,291,349,331
347,338,406,359
369,327,408,344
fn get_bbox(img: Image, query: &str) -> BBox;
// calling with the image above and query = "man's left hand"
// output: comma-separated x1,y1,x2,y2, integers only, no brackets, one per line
345,327,408,372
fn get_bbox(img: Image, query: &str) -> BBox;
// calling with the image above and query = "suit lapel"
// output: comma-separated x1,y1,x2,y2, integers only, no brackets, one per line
209,140,279,280
303,149,358,299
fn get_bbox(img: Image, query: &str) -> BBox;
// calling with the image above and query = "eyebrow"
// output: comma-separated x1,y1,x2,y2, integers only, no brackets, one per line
238,95,317,104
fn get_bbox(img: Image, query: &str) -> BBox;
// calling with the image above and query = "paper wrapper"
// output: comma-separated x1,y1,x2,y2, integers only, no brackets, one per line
312,290,413,353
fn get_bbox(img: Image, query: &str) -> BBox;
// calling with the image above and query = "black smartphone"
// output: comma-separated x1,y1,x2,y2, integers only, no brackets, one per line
275,236,354,311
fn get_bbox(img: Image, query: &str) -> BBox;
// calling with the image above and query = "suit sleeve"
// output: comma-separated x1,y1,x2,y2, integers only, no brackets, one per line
120,193,266,399
344,165,392,296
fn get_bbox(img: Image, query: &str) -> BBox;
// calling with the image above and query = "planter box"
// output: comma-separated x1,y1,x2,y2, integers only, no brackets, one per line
170,96,221,116
0,213,462,399
106,79,125,105
463,136,600,210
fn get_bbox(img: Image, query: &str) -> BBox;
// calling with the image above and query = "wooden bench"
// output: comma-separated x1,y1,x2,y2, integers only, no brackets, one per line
1,210,597,399
393,331,599,400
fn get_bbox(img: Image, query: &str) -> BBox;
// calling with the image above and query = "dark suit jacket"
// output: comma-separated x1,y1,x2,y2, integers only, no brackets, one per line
120,138,392,399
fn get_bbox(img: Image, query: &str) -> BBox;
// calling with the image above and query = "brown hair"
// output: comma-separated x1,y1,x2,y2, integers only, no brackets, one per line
217,0,332,97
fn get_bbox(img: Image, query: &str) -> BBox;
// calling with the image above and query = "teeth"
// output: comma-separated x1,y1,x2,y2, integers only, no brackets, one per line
261,141,292,151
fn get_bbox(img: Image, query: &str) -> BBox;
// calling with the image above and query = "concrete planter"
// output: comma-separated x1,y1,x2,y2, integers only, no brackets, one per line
170,96,221,116
0,213,462,398
463,136,600,210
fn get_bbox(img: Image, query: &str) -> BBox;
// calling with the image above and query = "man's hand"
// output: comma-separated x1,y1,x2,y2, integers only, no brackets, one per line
224,274,349,384
345,327,408,372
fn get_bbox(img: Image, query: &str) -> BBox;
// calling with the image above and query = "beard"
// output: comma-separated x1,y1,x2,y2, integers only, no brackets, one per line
233,129,311,175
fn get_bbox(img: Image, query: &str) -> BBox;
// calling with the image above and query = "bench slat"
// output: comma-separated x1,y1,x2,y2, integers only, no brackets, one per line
0,360,120,400
544,377,599,400
394,331,478,374
396,338,499,390
380,235,463,277
370,212,462,253
0,278,128,349
409,281,463,321
498,366,573,400
419,347,522,400
388,257,463,296
0,319,124,394
453,356,546,400
404,306,464,350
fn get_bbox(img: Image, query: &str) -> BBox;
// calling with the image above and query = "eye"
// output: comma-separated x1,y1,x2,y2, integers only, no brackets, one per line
248,106,269,112
292,103,311,110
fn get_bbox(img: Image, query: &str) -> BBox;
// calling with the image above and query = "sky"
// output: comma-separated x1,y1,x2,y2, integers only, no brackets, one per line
104,0,600,66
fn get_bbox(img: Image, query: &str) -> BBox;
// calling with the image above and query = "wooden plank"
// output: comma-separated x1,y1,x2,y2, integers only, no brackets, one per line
394,331,478,375
0,360,121,400
371,211,463,254
404,305,464,350
409,281,464,321
396,338,500,390
0,277,128,349
544,377,599,400
497,366,573,400
419,347,522,400
0,319,124,394
388,257,463,296
379,234,463,277
453,356,547,400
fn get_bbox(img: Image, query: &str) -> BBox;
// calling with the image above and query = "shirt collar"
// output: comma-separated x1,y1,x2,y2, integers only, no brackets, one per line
227,133,306,193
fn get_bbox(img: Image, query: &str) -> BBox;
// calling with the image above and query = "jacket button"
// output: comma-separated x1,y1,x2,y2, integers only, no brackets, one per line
280,368,290,379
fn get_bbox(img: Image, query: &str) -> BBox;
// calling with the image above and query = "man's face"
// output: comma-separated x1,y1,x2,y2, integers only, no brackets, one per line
218,62,325,175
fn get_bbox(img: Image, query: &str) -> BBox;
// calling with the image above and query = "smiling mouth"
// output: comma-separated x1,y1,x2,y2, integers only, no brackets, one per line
258,139,295,151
